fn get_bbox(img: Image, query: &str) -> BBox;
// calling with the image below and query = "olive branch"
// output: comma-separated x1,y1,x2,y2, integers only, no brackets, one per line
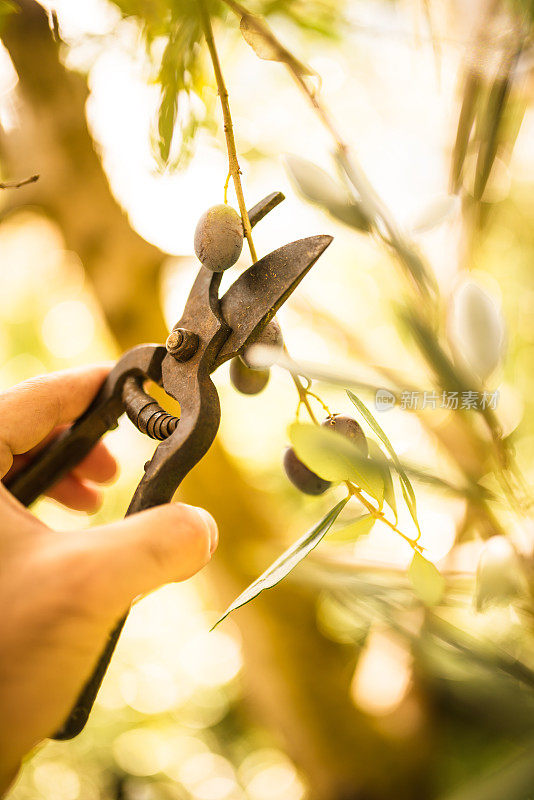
196,1,428,624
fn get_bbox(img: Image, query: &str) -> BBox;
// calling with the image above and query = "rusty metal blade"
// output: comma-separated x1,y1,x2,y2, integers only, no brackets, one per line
249,191,285,228
215,235,333,366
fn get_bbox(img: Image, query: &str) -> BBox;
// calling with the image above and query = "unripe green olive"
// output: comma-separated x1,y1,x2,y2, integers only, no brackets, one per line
283,447,331,495
230,356,270,395
241,317,284,368
194,204,244,272
322,414,368,457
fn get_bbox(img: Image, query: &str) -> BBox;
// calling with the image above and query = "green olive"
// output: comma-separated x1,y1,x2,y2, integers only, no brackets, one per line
230,356,270,395
283,447,331,495
194,204,244,272
322,414,368,457
241,317,284,368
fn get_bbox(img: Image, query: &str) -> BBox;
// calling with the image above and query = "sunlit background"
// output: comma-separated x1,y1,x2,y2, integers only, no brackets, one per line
2,0,534,798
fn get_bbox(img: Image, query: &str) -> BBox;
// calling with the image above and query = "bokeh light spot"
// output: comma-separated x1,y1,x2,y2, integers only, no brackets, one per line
351,630,412,716
42,300,95,359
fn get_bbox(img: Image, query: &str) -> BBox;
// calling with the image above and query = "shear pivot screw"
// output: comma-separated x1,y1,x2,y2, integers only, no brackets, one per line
166,330,183,351
166,328,199,361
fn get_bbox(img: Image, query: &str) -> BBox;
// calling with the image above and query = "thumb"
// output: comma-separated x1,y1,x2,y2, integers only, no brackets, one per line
70,503,218,622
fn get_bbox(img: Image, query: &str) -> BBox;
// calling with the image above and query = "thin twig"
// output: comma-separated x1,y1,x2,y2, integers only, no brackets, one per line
221,0,434,297
0,174,39,190
202,1,423,549
198,0,257,262
345,481,419,547
222,0,527,515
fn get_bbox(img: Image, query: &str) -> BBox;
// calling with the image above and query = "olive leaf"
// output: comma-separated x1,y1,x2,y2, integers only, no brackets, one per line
410,194,460,235
243,344,381,395
289,422,384,502
473,60,515,202
0,0,16,19
155,16,204,167
248,349,484,502
284,154,347,206
451,70,481,193
346,391,420,537
327,513,375,543
367,439,397,523
214,497,349,626
475,536,529,612
408,551,445,606
239,12,313,78
284,155,370,232
398,306,467,394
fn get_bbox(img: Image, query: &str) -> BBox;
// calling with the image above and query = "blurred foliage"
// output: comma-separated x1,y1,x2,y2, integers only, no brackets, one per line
105,0,346,168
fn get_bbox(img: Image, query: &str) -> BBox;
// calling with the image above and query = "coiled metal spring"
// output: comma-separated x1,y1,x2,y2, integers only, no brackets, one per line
122,376,179,440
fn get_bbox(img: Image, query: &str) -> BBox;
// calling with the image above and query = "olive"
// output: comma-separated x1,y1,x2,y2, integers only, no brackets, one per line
283,446,331,495
230,356,270,395
241,317,284,368
194,204,244,272
322,414,368,457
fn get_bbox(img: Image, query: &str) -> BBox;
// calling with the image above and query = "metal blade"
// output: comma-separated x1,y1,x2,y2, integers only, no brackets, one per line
248,191,285,229
215,235,333,366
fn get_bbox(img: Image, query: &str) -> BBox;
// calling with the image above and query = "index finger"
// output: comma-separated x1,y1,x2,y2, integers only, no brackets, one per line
0,365,112,476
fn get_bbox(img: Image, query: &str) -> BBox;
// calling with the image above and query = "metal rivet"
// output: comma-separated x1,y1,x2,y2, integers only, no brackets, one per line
166,327,199,361
166,329,183,352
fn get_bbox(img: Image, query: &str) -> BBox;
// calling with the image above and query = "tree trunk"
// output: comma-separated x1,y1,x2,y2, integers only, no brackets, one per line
0,0,166,350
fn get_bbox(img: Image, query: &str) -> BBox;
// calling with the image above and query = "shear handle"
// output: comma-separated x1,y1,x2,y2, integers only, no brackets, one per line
5,345,166,507
5,192,286,508
54,360,222,739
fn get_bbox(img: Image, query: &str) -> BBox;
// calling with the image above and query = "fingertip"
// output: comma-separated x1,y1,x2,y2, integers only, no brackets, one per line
48,476,103,513
86,484,104,514
71,502,220,621
75,443,119,485
177,504,217,554
199,508,218,554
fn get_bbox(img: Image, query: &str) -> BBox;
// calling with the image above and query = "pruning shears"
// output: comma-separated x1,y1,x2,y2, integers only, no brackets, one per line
5,191,332,740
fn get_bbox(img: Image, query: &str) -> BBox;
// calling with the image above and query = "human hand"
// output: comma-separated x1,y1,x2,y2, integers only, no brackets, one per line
0,366,217,794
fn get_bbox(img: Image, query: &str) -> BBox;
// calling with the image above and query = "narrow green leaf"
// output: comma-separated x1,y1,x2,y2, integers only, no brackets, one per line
284,154,349,206
284,155,370,232
326,200,370,232
158,87,178,164
346,391,420,536
214,498,349,626
410,194,460,235
474,66,513,202
155,17,203,168
289,422,384,501
475,536,528,612
408,552,445,606
450,70,481,192
239,13,313,78
328,514,375,543
367,440,397,522
0,0,16,16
